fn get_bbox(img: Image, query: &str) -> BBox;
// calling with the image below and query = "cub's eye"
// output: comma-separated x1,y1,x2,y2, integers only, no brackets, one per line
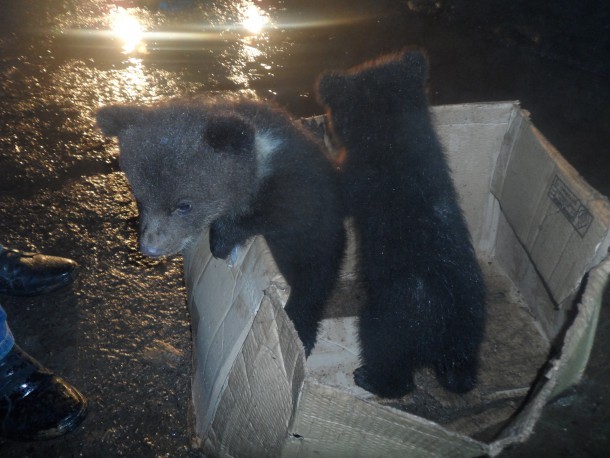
175,201,192,215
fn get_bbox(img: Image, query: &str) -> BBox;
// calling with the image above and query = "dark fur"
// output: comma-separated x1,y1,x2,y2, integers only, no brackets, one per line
316,49,486,397
96,98,346,356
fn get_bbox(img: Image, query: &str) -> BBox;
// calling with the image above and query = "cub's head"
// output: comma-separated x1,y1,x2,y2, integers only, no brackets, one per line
96,102,258,257
315,48,429,147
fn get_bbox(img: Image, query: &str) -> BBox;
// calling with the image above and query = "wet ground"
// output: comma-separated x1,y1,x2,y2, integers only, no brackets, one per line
0,0,608,456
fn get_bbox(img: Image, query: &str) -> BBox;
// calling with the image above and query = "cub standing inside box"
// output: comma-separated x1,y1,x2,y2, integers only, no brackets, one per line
316,48,486,399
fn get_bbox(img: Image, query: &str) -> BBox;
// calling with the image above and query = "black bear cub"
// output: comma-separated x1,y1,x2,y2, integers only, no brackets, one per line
96,97,346,356
316,49,486,398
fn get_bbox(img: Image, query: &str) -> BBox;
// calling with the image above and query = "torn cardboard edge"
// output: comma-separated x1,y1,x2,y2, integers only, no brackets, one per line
184,102,610,457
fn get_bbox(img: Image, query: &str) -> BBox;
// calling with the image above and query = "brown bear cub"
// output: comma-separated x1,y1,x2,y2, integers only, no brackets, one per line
96,98,346,356
316,49,486,398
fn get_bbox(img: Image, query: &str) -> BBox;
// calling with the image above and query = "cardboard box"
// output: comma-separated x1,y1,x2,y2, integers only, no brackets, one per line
183,102,610,457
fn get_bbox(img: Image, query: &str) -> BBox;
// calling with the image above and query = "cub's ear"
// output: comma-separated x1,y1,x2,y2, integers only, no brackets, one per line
315,72,347,107
204,114,255,154
399,47,429,83
96,105,146,136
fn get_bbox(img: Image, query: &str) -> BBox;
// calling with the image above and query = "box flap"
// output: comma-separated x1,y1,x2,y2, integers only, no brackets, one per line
201,286,305,457
283,380,487,458
491,110,610,306
184,233,285,441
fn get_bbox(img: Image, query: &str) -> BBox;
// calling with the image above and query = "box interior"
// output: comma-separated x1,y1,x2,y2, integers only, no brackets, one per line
184,102,610,458
302,101,610,439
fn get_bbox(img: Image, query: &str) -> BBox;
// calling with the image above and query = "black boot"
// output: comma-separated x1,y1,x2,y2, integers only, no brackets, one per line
0,345,87,441
0,248,78,296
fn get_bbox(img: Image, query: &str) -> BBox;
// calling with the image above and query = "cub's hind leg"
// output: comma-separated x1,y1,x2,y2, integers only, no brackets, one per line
355,292,418,398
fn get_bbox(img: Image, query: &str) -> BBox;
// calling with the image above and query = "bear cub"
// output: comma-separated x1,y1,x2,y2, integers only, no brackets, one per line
96,97,346,356
316,49,486,397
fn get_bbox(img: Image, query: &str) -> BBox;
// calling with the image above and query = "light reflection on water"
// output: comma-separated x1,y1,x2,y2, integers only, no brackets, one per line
240,2,270,35
110,8,146,54
1,0,376,190
62,0,278,92
58,1,369,98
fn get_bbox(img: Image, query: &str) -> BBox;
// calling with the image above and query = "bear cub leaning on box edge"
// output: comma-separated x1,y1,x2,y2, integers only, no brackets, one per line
316,48,486,397
96,97,346,356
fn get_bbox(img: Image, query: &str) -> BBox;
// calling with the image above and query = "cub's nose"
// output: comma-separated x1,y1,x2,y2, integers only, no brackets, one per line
140,242,163,257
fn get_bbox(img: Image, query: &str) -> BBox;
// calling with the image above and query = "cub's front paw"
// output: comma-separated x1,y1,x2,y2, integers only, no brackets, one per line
209,220,233,259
